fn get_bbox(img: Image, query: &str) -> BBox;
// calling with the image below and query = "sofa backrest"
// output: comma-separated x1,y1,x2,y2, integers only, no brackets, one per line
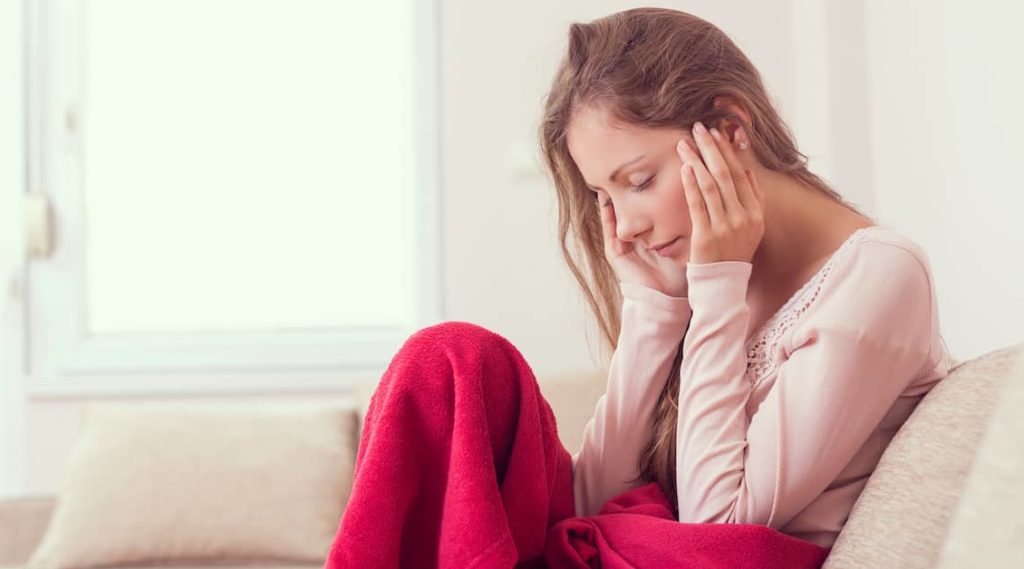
823,342,1024,569
537,369,608,455
936,344,1024,568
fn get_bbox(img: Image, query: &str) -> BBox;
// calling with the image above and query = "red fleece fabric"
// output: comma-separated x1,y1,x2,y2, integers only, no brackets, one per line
323,321,829,569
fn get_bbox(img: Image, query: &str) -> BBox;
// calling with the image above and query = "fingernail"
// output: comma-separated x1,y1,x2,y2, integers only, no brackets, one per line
677,140,687,153
710,127,721,140
694,121,706,134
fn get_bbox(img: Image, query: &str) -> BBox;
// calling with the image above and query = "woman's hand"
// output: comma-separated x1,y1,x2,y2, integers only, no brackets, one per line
676,122,765,265
597,190,689,298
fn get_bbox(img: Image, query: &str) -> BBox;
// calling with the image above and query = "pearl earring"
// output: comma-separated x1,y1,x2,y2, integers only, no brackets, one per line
739,141,749,150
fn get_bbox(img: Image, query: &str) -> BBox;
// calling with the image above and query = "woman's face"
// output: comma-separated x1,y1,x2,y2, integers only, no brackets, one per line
565,105,695,258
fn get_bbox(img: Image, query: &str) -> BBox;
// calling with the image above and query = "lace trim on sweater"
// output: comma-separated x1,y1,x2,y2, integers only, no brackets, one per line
743,227,876,387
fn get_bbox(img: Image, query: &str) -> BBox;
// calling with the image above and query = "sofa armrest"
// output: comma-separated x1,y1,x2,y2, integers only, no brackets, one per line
0,496,55,565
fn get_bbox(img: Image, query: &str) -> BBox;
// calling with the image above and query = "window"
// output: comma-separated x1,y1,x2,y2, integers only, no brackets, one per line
24,0,442,390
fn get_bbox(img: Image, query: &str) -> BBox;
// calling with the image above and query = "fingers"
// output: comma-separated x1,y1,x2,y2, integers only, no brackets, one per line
596,191,617,251
693,122,745,225
707,127,751,216
676,128,727,227
713,125,759,215
678,122,764,226
680,163,710,235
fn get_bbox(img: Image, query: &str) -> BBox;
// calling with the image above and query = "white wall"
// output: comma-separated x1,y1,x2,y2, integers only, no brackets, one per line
863,0,1024,362
3,0,1021,496
0,0,27,497
1,0,809,496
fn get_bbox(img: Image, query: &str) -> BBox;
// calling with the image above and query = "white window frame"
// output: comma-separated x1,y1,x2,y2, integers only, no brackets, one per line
23,0,445,395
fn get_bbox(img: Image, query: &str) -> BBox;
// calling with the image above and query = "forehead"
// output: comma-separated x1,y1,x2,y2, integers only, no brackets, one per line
566,106,678,186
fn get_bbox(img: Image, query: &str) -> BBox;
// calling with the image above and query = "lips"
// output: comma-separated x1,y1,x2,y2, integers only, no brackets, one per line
651,237,680,252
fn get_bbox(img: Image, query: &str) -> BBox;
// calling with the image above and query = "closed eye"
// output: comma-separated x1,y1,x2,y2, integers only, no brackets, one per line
595,176,654,208
631,176,654,193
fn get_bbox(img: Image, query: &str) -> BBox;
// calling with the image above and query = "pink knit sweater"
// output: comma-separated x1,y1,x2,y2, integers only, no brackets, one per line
571,225,955,549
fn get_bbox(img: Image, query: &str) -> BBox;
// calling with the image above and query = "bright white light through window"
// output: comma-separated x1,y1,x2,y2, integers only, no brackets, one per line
82,0,416,333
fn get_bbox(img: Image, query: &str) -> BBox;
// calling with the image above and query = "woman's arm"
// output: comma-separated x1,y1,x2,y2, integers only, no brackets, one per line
572,281,691,517
673,240,935,528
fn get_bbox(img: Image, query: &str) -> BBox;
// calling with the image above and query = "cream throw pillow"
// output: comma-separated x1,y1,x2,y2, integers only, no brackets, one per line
28,401,358,569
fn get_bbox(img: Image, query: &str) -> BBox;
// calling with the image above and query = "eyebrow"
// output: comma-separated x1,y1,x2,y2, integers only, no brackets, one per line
586,154,646,191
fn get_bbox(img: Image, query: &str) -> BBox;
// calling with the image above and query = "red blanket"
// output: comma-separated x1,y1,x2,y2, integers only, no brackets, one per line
543,481,829,568
323,321,830,568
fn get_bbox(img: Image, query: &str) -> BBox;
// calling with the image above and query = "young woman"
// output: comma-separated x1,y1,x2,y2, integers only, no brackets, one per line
546,6,953,550
324,7,954,567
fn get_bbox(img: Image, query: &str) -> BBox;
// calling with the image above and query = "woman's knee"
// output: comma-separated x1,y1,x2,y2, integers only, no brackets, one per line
399,321,514,361
407,321,500,347
386,321,523,389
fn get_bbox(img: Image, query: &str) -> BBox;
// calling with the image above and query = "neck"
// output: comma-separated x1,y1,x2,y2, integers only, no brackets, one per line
748,168,844,291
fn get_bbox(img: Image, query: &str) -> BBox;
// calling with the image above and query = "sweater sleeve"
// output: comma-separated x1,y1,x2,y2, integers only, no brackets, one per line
571,281,692,518
674,241,934,528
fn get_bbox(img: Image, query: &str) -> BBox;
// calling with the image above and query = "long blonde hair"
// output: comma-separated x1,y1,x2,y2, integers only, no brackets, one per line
537,7,872,514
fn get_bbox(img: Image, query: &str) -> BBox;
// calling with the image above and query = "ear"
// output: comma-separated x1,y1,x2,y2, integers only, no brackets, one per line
712,96,752,145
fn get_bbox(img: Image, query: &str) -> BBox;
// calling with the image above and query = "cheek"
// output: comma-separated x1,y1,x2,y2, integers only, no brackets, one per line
661,176,693,232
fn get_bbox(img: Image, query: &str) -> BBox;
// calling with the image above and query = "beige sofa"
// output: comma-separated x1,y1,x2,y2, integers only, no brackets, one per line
2,342,1022,569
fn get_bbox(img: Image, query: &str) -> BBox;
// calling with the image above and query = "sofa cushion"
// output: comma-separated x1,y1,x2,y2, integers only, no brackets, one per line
6,560,317,564
937,345,1024,567
7,560,315,564
0,497,54,566
0,498,325,569
823,343,1024,569
26,402,358,569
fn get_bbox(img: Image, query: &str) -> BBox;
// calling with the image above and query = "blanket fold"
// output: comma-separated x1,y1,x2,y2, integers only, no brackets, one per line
322,321,829,569
543,481,830,568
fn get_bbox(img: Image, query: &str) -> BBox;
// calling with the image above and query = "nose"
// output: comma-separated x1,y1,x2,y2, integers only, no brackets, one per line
614,204,651,244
